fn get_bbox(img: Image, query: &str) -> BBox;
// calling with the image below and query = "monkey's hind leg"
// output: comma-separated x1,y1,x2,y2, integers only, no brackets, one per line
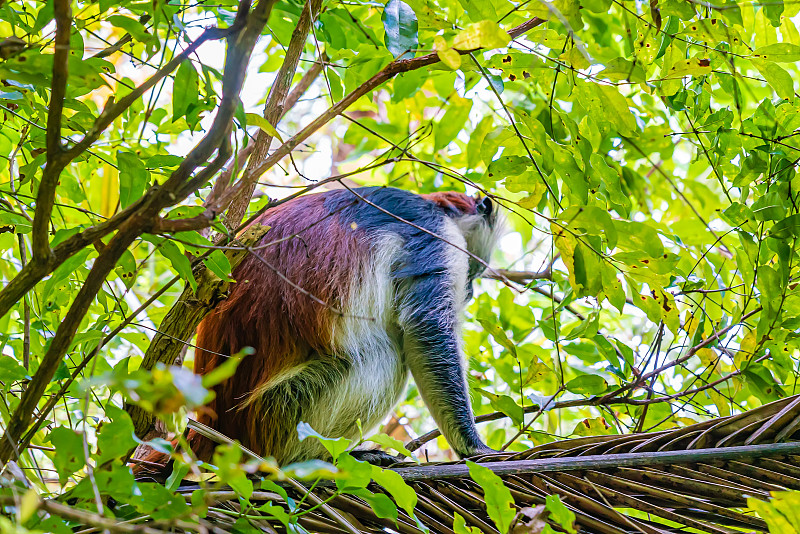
247,356,352,465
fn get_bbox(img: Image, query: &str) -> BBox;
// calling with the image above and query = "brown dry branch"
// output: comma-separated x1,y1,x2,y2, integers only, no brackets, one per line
0,0,277,465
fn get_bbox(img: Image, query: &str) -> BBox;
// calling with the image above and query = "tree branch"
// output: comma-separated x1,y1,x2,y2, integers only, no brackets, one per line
211,0,323,229
31,0,70,262
206,16,546,215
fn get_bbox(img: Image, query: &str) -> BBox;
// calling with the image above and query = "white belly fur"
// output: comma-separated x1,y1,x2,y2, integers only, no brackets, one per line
307,233,408,446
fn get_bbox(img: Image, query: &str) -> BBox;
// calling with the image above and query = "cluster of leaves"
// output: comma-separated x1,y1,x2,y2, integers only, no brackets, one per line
0,0,799,531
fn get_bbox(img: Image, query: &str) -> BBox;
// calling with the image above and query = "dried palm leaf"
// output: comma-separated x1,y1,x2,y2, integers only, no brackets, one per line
166,395,800,533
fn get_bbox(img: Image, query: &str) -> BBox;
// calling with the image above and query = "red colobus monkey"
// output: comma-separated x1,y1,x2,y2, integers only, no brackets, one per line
164,186,501,466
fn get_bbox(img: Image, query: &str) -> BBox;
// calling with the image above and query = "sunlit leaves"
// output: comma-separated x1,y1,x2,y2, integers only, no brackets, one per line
453,20,510,50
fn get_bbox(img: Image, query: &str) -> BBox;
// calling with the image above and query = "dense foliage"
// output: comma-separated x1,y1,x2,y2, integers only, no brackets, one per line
1,0,800,531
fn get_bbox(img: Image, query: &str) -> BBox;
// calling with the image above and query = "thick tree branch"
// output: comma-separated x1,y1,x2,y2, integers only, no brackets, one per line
31,0,70,262
211,0,323,229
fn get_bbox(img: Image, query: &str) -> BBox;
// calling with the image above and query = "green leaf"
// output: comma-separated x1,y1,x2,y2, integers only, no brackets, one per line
565,374,608,395
173,60,199,121
545,494,577,533
770,214,800,239
0,356,28,386
477,389,525,426
202,350,250,388
246,112,283,142
297,422,350,459
752,191,786,221
486,155,530,180
576,81,637,135
95,405,137,465
47,427,87,485
479,318,518,357
365,433,416,460
453,512,482,533
751,59,795,99
371,465,418,516
752,43,800,62
665,57,712,77
613,220,664,257
434,96,472,149
203,250,234,282
117,151,150,208
351,488,399,520
146,237,197,292
467,461,516,532
382,0,418,59
749,491,800,532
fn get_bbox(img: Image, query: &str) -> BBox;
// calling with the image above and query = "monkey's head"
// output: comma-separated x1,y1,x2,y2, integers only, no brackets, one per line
423,191,505,285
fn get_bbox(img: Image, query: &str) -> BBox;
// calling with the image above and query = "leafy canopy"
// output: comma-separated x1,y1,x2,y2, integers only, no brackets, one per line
0,0,799,531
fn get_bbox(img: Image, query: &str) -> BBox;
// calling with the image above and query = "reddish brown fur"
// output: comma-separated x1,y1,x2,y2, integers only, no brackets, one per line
421,192,479,216
192,193,367,459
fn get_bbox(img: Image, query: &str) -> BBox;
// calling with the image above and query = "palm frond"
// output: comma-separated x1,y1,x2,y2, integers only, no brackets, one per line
184,395,800,533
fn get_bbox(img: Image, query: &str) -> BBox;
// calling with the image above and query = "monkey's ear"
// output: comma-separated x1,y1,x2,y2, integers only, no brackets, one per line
476,196,493,217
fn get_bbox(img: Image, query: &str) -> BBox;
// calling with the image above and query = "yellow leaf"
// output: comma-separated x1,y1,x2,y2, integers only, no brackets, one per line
99,162,119,217
437,48,461,69
19,488,39,523
708,389,731,417
571,417,615,437
696,348,718,367
453,20,510,51
665,57,712,78
735,329,758,368
246,113,283,142
559,46,591,69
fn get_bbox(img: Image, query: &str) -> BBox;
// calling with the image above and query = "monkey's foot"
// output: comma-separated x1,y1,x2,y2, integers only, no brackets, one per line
349,449,403,467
